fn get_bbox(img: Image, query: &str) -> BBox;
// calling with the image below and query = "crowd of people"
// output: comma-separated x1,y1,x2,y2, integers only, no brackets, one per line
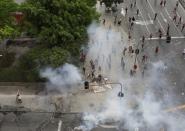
81,0,185,82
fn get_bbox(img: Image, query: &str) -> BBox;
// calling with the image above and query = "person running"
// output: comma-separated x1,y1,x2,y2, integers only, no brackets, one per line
128,32,131,40
123,47,127,56
160,0,163,7
118,19,122,25
142,55,146,63
131,22,134,29
130,3,133,9
167,23,170,32
158,28,162,34
173,7,177,13
136,9,139,16
130,69,133,76
176,1,179,8
154,13,158,20
159,33,162,39
142,35,145,43
129,17,132,23
173,15,177,22
134,1,136,7
103,19,106,25
121,57,125,70
83,67,86,74
128,45,132,53
132,16,135,21
125,7,128,15
164,0,166,7
114,15,117,24
178,16,182,25
150,33,153,39
155,46,159,54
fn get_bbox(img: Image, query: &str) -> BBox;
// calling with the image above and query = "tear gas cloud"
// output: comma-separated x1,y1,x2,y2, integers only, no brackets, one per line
40,63,82,93
87,22,125,81
78,22,185,131
38,18,185,131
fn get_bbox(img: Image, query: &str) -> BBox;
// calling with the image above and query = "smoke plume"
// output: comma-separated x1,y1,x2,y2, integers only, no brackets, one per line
40,63,82,93
76,22,185,131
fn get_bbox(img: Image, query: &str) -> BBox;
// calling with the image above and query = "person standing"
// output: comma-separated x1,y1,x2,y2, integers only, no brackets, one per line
149,33,153,39
134,1,136,7
176,1,179,8
173,15,177,22
178,16,182,25
155,46,159,54
123,47,127,56
164,0,166,7
121,57,125,70
154,13,158,21
167,23,170,33
83,67,86,74
130,3,133,9
103,19,105,25
142,35,145,43
160,0,163,7
136,9,139,16
125,7,128,15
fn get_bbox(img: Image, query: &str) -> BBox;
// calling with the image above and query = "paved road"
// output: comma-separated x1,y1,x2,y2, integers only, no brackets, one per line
1,0,185,131
0,112,120,131
130,0,185,106
99,0,185,106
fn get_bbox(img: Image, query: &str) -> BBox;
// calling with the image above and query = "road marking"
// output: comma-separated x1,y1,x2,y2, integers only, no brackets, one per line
157,19,165,32
164,8,183,36
165,8,172,19
160,12,167,23
176,12,183,23
179,1,185,12
177,12,180,18
148,13,152,21
148,0,155,14
147,0,165,33
134,20,153,25
140,10,150,34
142,36,185,40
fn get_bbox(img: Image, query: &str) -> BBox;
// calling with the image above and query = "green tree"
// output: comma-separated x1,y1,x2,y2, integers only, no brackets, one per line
39,47,70,67
20,0,98,48
0,25,20,41
0,0,20,42
0,0,18,26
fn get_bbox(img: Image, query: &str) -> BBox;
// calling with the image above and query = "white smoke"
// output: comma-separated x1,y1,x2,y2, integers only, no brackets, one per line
76,22,185,131
40,63,82,93
86,22,126,81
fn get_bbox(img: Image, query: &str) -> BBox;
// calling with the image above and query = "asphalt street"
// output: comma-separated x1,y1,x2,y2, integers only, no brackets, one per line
125,0,185,106
2,0,185,131
100,0,185,107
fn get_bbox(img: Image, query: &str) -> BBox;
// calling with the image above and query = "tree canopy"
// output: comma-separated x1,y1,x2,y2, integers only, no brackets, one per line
0,0,98,82
20,0,98,47
0,0,20,41
0,0,18,26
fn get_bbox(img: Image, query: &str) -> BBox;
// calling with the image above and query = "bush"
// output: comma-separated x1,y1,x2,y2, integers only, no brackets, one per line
0,52,15,68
